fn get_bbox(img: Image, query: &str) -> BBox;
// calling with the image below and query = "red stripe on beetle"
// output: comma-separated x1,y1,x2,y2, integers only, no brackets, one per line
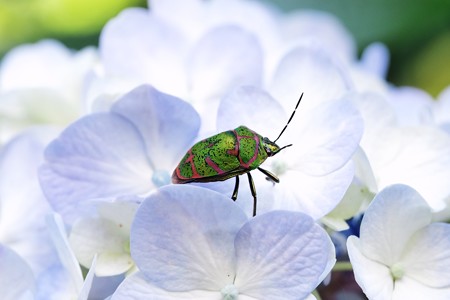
233,129,260,169
176,149,201,180
205,156,225,174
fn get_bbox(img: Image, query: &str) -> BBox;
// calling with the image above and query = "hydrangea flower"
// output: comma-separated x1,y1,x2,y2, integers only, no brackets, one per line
111,184,335,300
347,184,450,299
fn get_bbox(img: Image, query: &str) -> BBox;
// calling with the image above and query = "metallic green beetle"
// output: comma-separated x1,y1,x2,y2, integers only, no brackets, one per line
172,93,303,216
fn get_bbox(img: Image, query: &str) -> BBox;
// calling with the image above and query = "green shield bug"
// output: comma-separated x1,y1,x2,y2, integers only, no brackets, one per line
172,93,303,216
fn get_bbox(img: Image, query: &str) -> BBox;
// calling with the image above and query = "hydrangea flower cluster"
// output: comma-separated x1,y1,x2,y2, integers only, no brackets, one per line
1,0,450,299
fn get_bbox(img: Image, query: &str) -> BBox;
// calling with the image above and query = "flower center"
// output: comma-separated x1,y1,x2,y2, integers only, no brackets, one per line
390,263,404,280
221,284,239,300
151,170,171,187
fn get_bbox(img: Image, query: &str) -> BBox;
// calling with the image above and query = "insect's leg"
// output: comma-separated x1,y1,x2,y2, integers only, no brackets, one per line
257,167,279,183
247,172,257,217
232,176,239,201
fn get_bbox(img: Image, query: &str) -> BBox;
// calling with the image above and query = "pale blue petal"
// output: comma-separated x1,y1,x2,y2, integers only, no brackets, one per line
111,272,222,300
35,264,77,300
234,211,333,300
131,185,248,291
187,25,263,102
111,85,200,170
39,113,153,222
216,86,286,139
359,184,431,266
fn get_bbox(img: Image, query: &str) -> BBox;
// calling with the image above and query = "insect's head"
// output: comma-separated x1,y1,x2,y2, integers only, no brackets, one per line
262,137,292,157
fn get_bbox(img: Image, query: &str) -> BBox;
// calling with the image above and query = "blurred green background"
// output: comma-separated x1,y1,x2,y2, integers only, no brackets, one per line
1,0,449,96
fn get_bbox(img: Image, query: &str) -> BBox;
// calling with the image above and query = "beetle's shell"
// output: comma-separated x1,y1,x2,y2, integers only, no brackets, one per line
172,126,268,183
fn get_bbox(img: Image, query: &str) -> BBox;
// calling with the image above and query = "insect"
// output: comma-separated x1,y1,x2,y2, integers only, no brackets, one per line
172,93,303,216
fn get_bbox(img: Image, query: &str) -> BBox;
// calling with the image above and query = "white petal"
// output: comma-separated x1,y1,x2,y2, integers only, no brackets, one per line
366,127,450,211
347,236,393,300
69,216,132,276
111,85,200,171
150,0,206,42
350,92,397,145
269,46,350,113
111,272,222,300
46,214,83,292
359,42,390,78
0,244,35,300
99,8,188,97
352,146,378,193
39,113,153,222
387,86,434,126
393,276,450,300
216,86,286,139
434,85,450,124
0,39,74,91
400,223,450,288
0,128,59,274
265,160,354,220
281,11,356,65
131,185,248,291
283,98,363,176
234,211,333,300
78,255,97,300
359,184,431,266
187,25,263,102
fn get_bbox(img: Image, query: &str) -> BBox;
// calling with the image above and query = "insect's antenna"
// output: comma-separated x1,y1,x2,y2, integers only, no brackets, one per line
273,93,303,143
